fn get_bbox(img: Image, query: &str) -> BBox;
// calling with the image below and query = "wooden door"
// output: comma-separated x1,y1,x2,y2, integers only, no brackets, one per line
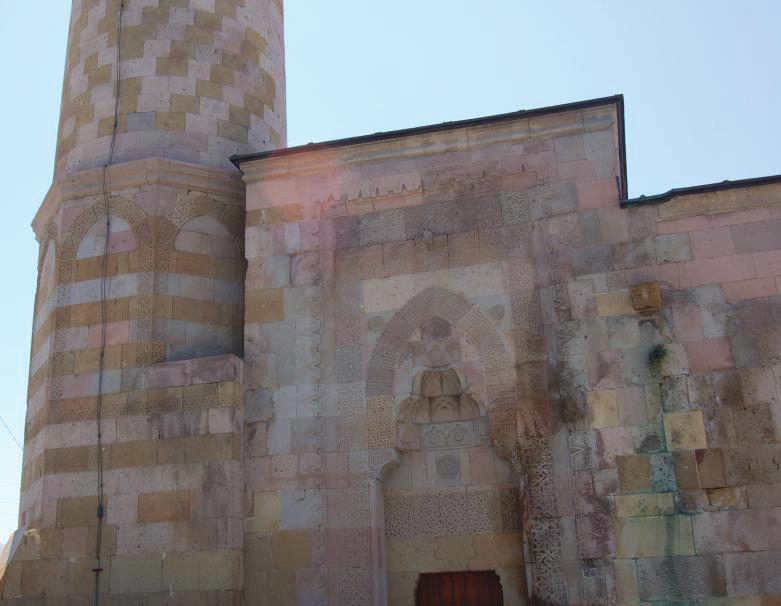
416,571,503,606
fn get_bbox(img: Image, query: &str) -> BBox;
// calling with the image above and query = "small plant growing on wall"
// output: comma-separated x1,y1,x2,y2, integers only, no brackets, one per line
648,343,668,373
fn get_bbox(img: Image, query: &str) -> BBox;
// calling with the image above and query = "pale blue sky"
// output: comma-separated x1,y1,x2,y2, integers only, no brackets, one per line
0,0,779,539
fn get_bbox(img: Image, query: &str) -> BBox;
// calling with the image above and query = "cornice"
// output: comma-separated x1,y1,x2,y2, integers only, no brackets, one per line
239,103,619,186
32,157,245,239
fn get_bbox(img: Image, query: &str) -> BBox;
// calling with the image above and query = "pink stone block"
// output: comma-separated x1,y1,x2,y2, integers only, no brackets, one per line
656,208,773,235
559,159,596,182
596,427,634,467
61,373,98,399
576,513,615,558
108,229,136,254
689,226,735,259
146,360,192,389
324,452,349,489
677,254,755,287
624,263,681,288
722,277,778,303
64,327,89,351
588,351,624,389
87,321,130,347
754,249,781,277
692,509,769,554
192,354,243,384
577,178,619,210
731,218,781,253
687,338,734,374
672,307,705,342
598,207,629,243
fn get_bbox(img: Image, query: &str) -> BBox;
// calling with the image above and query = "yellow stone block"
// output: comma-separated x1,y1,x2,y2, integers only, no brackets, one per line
663,411,707,450
249,492,280,534
615,493,675,517
614,559,640,605
271,531,311,570
138,490,190,523
587,390,619,428
614,515,695,558
596,290,634,317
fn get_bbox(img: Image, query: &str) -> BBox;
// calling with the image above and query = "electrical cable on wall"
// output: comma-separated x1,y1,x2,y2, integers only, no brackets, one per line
93,1,124,604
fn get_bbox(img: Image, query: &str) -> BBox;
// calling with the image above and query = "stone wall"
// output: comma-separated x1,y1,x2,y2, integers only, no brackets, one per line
5,86,781,604
240,99,781,605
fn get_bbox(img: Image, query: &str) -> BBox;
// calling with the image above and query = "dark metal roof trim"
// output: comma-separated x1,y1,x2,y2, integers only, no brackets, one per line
231,94,627,171
621,173,781,208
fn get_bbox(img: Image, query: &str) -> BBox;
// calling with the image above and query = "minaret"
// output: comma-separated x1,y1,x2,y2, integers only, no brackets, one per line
2,0,285,602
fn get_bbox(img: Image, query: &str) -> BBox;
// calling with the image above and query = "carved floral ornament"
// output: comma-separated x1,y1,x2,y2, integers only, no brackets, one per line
398,367,483,424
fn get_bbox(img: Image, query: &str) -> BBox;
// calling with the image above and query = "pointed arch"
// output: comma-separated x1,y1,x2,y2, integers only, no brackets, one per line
365,286,519,468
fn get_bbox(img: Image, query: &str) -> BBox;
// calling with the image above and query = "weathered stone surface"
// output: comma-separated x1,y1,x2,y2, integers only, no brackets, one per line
14,20,781,604
637,555,727,600
615,515,695,557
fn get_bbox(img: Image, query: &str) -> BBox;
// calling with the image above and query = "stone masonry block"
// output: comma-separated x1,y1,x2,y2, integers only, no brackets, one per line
630,282,662,313
615,493,675,517
724,551,781,595
663,411,708,450
617,455,652,494
271,530,311,570
615,515,695,558
110,555,163,594
587,390,619,429
637,555,727,600
56,496,101,528
595,290,633,317
138,490,191,523
249,491,280,534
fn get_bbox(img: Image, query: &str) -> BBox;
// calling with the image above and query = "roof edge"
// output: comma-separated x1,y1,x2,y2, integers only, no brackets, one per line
231,94,626,170
621,173,781,208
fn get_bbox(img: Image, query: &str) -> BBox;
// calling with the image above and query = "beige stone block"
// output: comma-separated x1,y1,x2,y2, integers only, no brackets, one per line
614,558,640,604
110,439,158,468
57,496,100,528
21,559,66,597
138,490,190,523
596,290,634,317
271,530,310,570
246,289,284,323
110,555,162,594
388,571,418,606
470,533,524,569
615,515,695,558
433,535,474,570
196,78,223,100
248,492,280,533
196,550,241,590
663,411,707,450
162,553,197,591
496,567,528,606
386,537,439,572
2,561,23,599
615,493,675,517
587,389,619,428
171,94,200,114
156,111,186,131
